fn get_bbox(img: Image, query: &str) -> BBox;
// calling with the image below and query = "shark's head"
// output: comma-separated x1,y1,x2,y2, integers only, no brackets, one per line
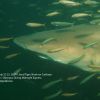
14,24,100,72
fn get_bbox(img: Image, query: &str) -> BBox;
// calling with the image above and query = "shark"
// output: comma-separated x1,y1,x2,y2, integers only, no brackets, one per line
14,24,100,72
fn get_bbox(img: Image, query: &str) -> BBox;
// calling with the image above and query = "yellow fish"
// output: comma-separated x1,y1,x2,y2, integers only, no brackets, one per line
61,92,78,96
26,22,45,28
5,53,20,59
13,68,21,75
0,45,10,49
42,79,62,89
96,75,100,79
47,48,65,53
67,75,79,80
0,37,13,42
46,11,60,17
80,73,96,85
44,90,62,100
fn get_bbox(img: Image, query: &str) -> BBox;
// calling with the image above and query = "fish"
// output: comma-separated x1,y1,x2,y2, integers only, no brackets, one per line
97,10,100,13
97,93,100,96
67,54,85,64
61,92,78,96
26,22,45,28
38,54,54,61
51,21,74,27
42,79,62,89
58,0,81,7
44,90,62,100
72,13,92,18
83,41,99,49
90,19,100,25
47,48,65,53
93,14,100,19
88,64,100,70
46,11,60,17
14,24,100,72
0,37,13,42
0,45,10,49
41,37,56,45
5,53,20,59
80,73,96,85
96,76,100,79
67,75,79,81
13,68,21,75
84,0,99,6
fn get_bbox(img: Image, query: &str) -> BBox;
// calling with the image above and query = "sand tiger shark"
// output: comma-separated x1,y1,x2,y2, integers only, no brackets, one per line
14,24,100,72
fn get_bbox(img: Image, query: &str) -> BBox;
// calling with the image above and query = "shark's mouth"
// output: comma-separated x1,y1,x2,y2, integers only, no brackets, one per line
14,24,100,72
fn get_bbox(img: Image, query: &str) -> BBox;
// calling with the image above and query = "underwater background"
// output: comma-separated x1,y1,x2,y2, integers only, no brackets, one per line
0,0,100,100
